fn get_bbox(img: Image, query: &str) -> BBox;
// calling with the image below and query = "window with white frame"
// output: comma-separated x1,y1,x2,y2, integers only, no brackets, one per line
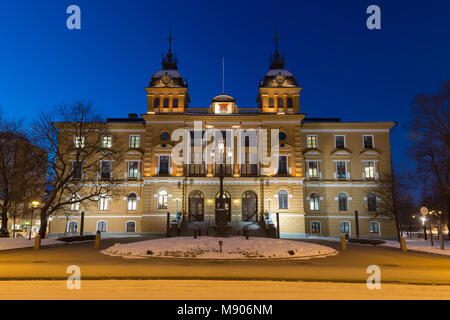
278,190,288,209
363,135,374,149
74,136,85,149
69,195,80,211
100,160,111,180
67,221,78,233
98,194,109,211
278,156,288,174
97,221,107,232
307,161,319,179
367,193,377,211
127,193,137,211
336,161,347,179
128,161,139,179
340,221,350,233
311,221,321,233
129,135,140,149
157,190,168,209
369,221,380,233
364,161,376,179
335,135,345,148
306,135,318,149
338,193,348,211
309,193,320,211
102,135,113,148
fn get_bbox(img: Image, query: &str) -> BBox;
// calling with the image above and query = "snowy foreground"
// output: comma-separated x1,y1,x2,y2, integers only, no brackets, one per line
0,238,64,251
382,239,450,256
103,236,337,260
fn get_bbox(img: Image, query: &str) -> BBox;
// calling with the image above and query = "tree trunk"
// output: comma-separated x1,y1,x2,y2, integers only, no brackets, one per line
13,216,16,238
38,208,48,239
0,206,9,237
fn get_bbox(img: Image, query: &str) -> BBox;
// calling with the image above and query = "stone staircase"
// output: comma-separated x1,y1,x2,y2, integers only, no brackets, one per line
176,220,271,238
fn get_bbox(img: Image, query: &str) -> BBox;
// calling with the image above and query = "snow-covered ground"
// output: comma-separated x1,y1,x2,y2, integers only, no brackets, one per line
0,238,64,251
382,239,450,256
103,236,337,260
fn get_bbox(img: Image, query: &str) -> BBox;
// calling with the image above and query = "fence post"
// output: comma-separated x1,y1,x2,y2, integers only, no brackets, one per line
94,230,101,250
166,212,170,238
34,234,41,250
340,235,347,250
276,212,280,239
400,236,407,253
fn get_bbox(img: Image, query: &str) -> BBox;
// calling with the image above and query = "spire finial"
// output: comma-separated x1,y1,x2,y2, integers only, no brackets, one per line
162,26,177,69
269,27,285,69
166,25,175,57
273,27,280,58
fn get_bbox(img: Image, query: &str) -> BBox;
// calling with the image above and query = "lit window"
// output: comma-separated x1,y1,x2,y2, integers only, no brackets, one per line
306,135,318,149
98,195,108,211
74,136,85,149
67,221,78,234
364,161,376,179
128,161,139,179
102,135,112,148
340,221,350,233
307,161,319,179
335,135,345,148
338,193,348,211
367,193,377,211
336,161,347,179
311,221,321,233
158,190,168,209
97,221,107,232
309,193,320,211
363,135,374,149
369,221,380,233
129,135,140,149
127,193,137,211
278,190,288,209
69,195,80,211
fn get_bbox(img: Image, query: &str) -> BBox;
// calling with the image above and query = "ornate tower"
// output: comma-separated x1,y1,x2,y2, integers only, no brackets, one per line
145,28,190,113
256,31,302,114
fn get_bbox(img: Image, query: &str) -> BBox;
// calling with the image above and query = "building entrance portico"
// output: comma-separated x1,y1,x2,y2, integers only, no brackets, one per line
242,191,258,222
215,191,231,221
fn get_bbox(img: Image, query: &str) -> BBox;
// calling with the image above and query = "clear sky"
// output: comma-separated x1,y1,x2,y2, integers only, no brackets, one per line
0,0,449,171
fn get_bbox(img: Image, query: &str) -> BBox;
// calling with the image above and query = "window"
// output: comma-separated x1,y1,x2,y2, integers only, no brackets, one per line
67,221,78,234
97,221,107,233
307,161,319,179
69,195,80,211
74,136,85,149
71,161,83,179
100,160,111,180
340,221,350,233
157,190,168,209
159,156,170,175
336,161,347,179
278,156,288,174
278,190,288,209
154,98,160,108
364,161,376,179
335,135,345,148
269,98,274,108
287,97,293,108
278,132,287,141
160,131,170,141
98,195,108,211
363,135,374,149
306,135,318,149
311,221,321,234
338,193,348,211
309,193,320,211
126,221,136,232
128,161,139,179
277,97,284,108
173,98,179,108
369,221,380,233
129,135,140,149
367,193,377,211
102,135,112,148
127,193,137,211
163,98,169,108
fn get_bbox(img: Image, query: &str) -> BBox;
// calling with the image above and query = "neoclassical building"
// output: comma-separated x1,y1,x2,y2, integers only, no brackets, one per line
49,41,397,239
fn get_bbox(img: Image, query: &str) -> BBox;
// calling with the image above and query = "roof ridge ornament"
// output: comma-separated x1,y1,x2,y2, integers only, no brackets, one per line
270,27,285,69
161,26,178,70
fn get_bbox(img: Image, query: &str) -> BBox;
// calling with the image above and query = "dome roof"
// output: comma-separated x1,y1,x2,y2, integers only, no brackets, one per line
149,69,186,88
260,68,298,88
211,94,235,102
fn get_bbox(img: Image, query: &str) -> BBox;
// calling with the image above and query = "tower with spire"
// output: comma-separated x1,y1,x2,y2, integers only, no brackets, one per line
145,27,190,113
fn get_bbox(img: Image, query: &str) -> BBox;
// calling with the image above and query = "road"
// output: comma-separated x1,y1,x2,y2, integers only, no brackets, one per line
0,237,449,286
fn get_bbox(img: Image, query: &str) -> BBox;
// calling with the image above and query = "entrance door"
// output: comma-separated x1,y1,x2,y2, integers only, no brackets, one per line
242,191,257,222
189,190,204,221
215,191,231,221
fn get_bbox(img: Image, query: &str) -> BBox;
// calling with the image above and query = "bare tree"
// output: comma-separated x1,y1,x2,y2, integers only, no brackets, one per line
0,111,45,237
407,80,450,238
32,101,123,239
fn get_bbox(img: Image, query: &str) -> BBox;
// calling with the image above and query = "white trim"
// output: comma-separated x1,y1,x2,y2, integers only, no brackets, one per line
306,216,391,219
54,215,142,219
369,221,381,235
66,221,78,232
96,220,108,232
125,220,137,232
310,220,322,235
334,135,346,148
301,129,389,133
362,134,375,148
305,183,379,187
339,221,351,236
108,129,146,133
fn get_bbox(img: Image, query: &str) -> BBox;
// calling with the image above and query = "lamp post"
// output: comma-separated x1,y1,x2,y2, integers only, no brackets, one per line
265,198,272,220
29,201,40,240
173,198,181,216
421,216,427,241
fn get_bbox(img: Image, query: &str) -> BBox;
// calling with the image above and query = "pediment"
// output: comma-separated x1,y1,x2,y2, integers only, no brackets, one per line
330,148,352,156
359,148,381,156
303,148,322,156
153,143,174,152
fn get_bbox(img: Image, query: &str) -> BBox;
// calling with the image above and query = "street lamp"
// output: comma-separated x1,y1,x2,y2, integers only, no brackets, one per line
173,198,181,216
265,198,272,220
29,201,40,240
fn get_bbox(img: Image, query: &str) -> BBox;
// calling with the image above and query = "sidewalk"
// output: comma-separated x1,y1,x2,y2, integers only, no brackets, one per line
0,238,64,251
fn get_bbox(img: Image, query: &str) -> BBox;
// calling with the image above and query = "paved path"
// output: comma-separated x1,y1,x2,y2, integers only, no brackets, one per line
1,280,449,300
0,237,449,285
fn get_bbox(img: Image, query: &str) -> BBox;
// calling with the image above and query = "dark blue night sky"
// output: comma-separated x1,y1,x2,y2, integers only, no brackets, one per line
0,0,449,171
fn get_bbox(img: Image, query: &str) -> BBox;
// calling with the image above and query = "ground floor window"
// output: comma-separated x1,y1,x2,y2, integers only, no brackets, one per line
311,221,321,234
369,221,380,233
67,221,78,233
126,221,136,233
97,221,107,233
340,221,350,233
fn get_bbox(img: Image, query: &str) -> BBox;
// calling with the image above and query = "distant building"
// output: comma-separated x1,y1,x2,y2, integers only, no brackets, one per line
49,38,397,239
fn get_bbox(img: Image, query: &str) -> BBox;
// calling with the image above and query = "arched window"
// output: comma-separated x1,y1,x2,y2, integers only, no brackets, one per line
278,190,288,209
340,221,350,233
309,193,320,211
157,190,168,209
369,221,380,233
269,98,274,108
126,221,136,233
127,193,137,211
163,98,169,108
277,97,284,108
367,193,377,211
154,98,160,108
311,221,321,234
97,221,107,233
173,98,179,108
338,193,348,211
287,97,293,108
